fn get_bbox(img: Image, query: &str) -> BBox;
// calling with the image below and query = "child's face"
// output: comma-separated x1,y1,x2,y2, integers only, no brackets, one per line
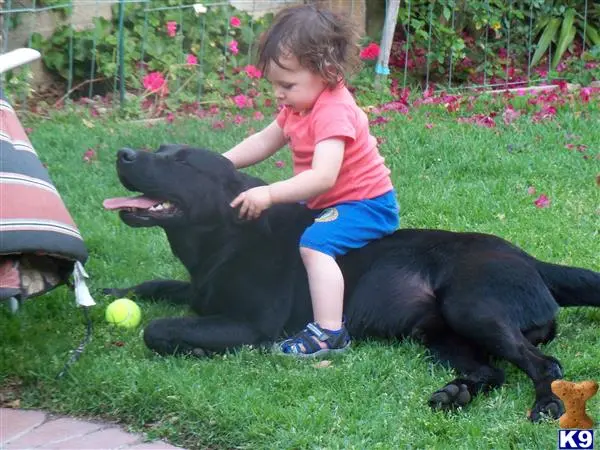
266,53,327,114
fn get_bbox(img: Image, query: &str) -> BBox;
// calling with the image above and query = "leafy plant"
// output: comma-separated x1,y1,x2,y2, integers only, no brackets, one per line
529,0,600,69
30,1,273,108
392,0,530,84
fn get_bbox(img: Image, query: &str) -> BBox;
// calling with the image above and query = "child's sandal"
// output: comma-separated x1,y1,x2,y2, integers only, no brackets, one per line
277,322,351,358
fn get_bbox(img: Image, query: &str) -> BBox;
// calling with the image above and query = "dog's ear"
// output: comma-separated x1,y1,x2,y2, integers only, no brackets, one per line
174,147,236,178
221,178,272,236
177,146,272,235
156,144,190,154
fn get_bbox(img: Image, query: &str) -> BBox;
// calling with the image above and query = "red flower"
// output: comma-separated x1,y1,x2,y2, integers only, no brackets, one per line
360,42,380,60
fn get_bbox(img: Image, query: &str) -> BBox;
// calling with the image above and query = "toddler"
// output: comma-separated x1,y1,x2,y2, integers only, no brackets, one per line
225,4,399,357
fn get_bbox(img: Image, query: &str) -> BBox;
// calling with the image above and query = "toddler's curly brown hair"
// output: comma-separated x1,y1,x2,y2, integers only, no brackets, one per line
257,4,362,89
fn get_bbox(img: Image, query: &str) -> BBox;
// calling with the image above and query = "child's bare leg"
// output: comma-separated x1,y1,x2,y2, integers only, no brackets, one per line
300,247,344,348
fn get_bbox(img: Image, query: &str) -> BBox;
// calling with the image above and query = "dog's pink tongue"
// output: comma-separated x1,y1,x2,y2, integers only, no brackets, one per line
103,195,160,210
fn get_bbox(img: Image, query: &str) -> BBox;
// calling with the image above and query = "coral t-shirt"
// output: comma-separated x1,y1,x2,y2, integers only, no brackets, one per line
276,85,393,210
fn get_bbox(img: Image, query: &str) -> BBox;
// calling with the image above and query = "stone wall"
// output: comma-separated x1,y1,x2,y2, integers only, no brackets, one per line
231,0,366,34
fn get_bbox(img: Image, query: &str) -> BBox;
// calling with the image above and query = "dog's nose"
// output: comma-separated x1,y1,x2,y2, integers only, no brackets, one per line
118,148,137,163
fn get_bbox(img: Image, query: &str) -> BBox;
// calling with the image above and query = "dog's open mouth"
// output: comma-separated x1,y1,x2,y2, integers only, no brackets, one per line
103,195,181,219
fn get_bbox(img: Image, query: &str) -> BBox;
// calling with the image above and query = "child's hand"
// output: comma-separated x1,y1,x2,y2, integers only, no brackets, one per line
230,186,273,220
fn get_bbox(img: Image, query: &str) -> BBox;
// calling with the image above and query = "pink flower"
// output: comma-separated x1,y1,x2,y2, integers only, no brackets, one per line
186,54,198,65
233,114,245,125
527,186,536,195
253,111,264,121
370,116,390,126
275,160,285,168
212,120,225,130
457,114,496,128
83,148,96,163
425,123,434,129
230,16,241,27
580,87,592,103
360,42,380,60
166,21,177,37
166,112,175,124
534,194,550,208
532,105,556,123
244,64,262,79
142,72,167,94
233,94,248,108
228,40,239,55
502,105,521,125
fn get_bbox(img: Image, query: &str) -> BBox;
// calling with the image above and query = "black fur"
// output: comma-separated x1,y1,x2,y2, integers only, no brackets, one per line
105,145,600,421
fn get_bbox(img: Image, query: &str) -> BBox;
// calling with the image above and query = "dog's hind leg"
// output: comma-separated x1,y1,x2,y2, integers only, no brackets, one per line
426,331,505,411
438,258,566,421
442,302,564,421
103,280,192,305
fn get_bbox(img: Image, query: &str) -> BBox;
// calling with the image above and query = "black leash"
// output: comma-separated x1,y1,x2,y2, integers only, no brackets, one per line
56,305,93,379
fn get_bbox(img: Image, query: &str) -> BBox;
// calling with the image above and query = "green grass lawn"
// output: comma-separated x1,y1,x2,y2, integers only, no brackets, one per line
1,100,599,449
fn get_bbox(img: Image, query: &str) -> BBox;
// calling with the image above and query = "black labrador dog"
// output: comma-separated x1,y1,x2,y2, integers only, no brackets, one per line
103,144,600,421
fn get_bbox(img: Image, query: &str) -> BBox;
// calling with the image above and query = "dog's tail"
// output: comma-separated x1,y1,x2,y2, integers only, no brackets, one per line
536,260,600,307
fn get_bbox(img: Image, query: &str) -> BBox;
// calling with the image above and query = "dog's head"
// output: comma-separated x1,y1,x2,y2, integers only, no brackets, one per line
103,144,265,230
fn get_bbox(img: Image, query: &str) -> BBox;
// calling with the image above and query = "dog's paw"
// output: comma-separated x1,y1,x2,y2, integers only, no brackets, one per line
528,396,564,422
429,382,472,411
101,287,129,297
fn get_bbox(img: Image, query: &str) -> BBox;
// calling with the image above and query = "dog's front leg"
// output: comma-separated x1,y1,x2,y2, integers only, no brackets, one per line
103,279,192,305
143,315,267,356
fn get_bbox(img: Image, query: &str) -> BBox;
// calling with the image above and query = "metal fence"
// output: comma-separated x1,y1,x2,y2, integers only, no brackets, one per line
0,0,598,108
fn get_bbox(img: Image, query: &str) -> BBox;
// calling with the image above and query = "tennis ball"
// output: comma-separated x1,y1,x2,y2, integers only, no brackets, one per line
105,298,141,329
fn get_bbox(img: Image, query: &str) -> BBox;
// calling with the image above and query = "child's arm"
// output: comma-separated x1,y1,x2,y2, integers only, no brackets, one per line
269,138,344,203
230,138,345,219
223,120,287,169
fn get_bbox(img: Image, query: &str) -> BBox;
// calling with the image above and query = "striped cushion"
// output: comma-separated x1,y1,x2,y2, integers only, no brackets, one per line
0,91,88,301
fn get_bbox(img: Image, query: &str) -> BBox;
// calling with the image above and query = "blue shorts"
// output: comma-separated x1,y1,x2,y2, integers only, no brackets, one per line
300,190,400,257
